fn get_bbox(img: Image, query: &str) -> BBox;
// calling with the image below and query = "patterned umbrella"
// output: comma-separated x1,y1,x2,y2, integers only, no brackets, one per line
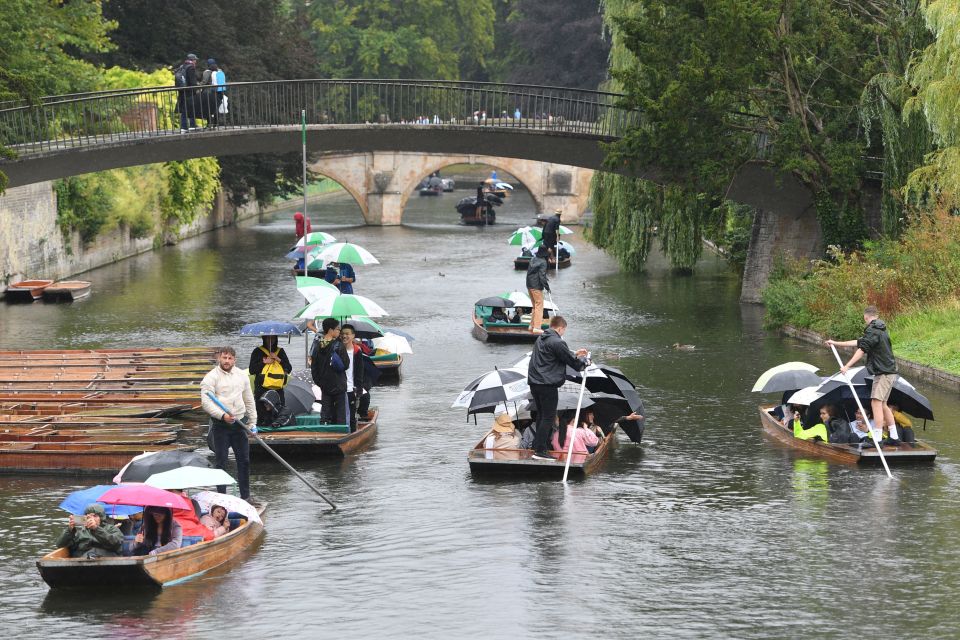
452,368,530,414
310,242,380,266
239,321,303,337
508,226,542,247
192,490,261,524
751,362,821,393
295,293,388,319
285,231,337,258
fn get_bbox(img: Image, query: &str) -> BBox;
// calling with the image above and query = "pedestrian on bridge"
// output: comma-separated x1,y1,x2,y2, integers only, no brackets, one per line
174,54,200,132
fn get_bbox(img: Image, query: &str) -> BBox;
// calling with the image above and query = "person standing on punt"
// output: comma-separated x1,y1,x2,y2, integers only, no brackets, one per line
527,316,589,461
526,245,551,334
541,209,561,257
200,347,257,500
826,305,901,445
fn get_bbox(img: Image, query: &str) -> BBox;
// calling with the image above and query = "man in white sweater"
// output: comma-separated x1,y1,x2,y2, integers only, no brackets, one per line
200,347,257,500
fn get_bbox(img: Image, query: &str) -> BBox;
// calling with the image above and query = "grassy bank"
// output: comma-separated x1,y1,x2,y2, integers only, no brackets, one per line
762,211,960,375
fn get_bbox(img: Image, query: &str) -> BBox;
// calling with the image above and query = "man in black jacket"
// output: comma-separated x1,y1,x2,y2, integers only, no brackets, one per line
174,53,199,131
310,318,349,425
826,305,901,444
526,245,550,333
340,323,365,432
541,210,561,256
527,315,589,460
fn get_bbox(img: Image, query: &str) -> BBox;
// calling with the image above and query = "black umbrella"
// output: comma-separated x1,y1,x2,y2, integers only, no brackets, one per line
565,364,642,411
555,392,595,411
588,392,647,443
867,375,934,420
474,296,515,308
284,377,319,416
115,450,212,483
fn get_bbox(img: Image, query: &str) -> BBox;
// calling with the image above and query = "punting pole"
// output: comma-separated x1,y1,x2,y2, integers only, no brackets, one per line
828,345,893,479
206,392,337,510
562,358,592,483
302,109,309,279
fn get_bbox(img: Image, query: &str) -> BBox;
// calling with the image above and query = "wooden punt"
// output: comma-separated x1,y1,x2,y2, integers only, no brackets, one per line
0,413,171,424
250,409,379,459
0,431,178,445
468,427,617,478
0,443,192,475
42,281,91,302
472,311,545,343
758,406,937,465
513,255,572,270
5,280,54,302
371,354,402,380
0,371,207,383
0,392,200,405
0,402,192,418
37,503,266,589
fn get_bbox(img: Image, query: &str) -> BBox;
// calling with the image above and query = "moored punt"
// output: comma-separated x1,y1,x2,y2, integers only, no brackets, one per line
0,414,171,425
250,409,379,459
0,431,178,445
468,427,617,478
472,311,544,343
37,503,266,589
513,255,572,270
0,442,192,475
370,353,402,379
41,281,92,302
0,392,200,406
758,406,937,465
4,280,54,302
0,402,192,418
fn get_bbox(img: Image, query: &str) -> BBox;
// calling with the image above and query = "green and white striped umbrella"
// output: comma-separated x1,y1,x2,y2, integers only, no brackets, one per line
558,225,574,235
532,239,577,256
295,276,339,303
508,226,542,247
295,231,337,249
310,242,380,266
295,293,388,319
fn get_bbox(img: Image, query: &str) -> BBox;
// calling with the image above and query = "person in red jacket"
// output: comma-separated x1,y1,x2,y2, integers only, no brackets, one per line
294,211,312,239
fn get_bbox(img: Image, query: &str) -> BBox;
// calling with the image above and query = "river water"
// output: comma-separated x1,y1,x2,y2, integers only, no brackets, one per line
1,180,960,639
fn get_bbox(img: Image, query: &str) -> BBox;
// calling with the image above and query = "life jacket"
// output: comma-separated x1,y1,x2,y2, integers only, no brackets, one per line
258,347,288,390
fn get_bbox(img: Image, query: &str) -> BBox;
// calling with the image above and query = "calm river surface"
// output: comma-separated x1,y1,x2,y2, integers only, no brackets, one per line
2,181,960,639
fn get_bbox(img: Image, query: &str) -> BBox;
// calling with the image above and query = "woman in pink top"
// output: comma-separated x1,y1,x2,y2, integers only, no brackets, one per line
550,411,599,455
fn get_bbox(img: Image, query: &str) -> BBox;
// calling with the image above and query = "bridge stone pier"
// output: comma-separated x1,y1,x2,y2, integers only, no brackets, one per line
307,152,593,225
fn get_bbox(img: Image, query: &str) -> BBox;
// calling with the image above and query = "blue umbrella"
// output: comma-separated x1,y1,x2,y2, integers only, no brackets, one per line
382,327,415,341
239,321,303,337
59,485,143,517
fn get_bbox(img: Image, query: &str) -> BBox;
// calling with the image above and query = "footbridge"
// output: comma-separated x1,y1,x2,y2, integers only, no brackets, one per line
0,79,642,190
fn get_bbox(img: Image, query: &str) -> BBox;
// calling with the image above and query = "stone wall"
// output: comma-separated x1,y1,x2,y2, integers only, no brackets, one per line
0,182,259,286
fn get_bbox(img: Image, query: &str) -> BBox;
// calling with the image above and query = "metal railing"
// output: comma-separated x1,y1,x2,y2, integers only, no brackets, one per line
0,79,642,156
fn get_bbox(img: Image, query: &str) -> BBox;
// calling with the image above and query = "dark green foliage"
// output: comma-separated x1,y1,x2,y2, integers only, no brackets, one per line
55,176,112,243
219,153,316,208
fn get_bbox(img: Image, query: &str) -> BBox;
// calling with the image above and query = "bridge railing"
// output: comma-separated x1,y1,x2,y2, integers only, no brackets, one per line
0,80,640,155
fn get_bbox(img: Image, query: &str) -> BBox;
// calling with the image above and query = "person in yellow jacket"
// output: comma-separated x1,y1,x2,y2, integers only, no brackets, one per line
787,407,828,442
248,335,292,424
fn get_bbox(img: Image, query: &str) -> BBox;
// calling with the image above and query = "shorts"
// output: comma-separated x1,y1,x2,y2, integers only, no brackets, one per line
871,373,898,402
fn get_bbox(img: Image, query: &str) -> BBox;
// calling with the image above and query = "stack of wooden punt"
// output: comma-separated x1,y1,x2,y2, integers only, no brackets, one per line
0,347,216,474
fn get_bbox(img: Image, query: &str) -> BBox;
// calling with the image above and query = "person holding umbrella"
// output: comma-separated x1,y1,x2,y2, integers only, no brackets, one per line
310,318,350,425
200,347,257,500
248,335,293,424
527,316,589,461
826,305,901,445
526,245,551,334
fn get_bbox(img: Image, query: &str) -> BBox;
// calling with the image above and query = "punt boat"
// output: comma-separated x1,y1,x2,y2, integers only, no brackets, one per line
0,392,200,406
0,402,192,418
37,503,266,589
0,443,192,475
371,353,402,380
0,431,178,445
513,255,572,270
4,280,54,302
758,406,937,465
468,427,617,478
250,408,379,458
472,310,546,343
42,281,92,302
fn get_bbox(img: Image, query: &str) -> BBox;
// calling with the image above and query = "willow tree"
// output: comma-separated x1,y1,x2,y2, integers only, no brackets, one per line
905,0,960,211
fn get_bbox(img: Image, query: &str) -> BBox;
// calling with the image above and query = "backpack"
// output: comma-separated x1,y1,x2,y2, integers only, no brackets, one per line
258,347,288,390
174,65,187,88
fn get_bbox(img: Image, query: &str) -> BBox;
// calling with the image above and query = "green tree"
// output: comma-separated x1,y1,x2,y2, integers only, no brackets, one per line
307,0,495,80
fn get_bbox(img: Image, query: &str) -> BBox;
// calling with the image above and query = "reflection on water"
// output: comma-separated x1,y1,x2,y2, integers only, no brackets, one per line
1,188,960,638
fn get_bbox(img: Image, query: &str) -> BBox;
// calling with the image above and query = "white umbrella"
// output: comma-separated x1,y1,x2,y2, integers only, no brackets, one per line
494,182,514,190
786,386,823,406
145,466,236,490
372,332,413,355
501,290,558,311
192,490,262,524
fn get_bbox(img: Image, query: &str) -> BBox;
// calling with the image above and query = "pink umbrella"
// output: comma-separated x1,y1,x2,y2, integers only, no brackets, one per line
98,484,192,511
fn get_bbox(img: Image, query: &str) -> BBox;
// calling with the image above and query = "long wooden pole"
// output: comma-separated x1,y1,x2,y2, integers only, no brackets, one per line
562,360,592,483
205,392,337,510
302,109,309,279
828,346,892,479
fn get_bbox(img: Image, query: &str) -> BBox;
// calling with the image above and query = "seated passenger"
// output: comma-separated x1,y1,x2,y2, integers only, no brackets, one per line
200,504,232,538
509,309,522,323
118,511,143,536
788,407,828,442
171,490,214,542
55,503,123,559
821,405,857,444
488,307,509,324
889,403,916,444
551,410,599,455
484,414,522,459
849,408,871,441
133,506,183,556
